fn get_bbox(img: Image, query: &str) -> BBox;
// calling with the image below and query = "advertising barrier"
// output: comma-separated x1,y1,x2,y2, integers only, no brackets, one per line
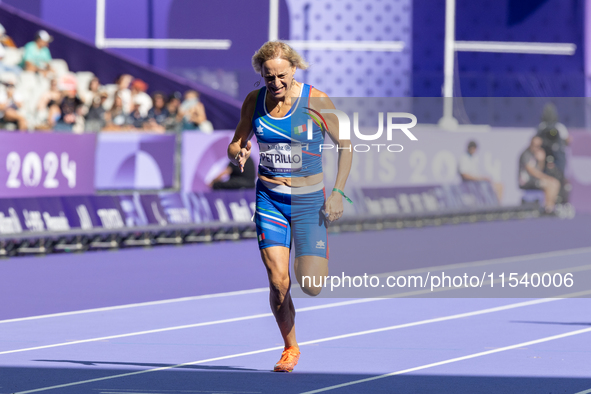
359,182,499,217
0,126,587,242
181,128,537,207
182,131,260,193
0,191,257,236
0,133,96,198
322,127,534,207
95,133,176,190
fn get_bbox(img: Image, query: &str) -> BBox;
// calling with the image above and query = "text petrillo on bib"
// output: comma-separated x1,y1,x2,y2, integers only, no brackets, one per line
259,142,302,173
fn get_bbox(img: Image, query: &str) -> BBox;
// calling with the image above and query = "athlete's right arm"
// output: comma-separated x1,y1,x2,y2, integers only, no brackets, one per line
228,90,258,172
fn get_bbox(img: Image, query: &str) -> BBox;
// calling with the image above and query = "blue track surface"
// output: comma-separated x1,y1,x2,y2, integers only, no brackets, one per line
1,216,590,393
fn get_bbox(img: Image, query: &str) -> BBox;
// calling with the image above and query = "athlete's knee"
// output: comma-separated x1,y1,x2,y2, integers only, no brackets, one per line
269,273,290,295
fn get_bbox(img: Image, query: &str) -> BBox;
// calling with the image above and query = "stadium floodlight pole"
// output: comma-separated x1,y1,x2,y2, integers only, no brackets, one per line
439,0,459,130
95,0,106,49
269,0,279,41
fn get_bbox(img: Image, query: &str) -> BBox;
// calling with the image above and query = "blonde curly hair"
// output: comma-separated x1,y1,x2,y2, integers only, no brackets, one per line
252,41,309,74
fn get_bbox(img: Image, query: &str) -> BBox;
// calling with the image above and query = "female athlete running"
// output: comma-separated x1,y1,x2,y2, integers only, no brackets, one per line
228,41,352,372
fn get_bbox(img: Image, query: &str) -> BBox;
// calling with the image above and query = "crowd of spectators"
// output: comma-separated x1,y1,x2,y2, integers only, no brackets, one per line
0,26,214,133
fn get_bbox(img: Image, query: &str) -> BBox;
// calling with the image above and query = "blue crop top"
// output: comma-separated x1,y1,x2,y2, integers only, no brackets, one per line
251,83,325,178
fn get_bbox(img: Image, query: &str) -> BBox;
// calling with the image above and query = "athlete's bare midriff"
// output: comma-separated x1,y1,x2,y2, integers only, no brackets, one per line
258,172,324,187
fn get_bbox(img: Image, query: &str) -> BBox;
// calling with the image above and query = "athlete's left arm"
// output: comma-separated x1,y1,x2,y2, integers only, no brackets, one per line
310,88,352,222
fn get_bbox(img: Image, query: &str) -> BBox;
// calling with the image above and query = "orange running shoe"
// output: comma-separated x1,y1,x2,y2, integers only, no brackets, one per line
273,346,300,372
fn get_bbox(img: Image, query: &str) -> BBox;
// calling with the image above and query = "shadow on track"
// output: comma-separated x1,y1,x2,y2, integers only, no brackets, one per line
2,366,591,394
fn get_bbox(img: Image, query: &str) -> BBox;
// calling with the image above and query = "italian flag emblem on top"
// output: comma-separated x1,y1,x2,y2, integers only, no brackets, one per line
294,124,307,135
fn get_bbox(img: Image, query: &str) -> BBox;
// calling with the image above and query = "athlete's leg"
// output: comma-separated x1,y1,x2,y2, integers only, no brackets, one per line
255,180,297,349
295,255,328,296
292,186,329,296
262,245,301,372
261,246,298,348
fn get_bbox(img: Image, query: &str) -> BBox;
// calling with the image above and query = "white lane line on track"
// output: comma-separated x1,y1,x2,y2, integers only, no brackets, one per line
0,298,382,356
373,246,591,279
11,296,576,393
0,288,269,325
575,389,591,394
300,327,591,393
3,245,591,325
3,282,591,357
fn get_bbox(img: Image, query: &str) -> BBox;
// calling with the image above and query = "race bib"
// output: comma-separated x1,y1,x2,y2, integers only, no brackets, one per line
259,142,302,173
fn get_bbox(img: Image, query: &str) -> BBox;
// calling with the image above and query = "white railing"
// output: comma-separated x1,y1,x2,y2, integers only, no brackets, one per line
94,0,405,53
440,0,577,129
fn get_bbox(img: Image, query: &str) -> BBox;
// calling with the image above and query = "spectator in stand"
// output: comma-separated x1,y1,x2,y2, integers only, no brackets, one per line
20,30,53,77
104,92,128,130
144,92,168,131
35,78,61,129
0,74,27,130
129,79,152,117
84,91,107,132
0,45,8,74
125,97,146,129
519,136,560,213
181,90,213,132
458,140,503,202
113,74,133,113
163,91,183,131
0,46,21,75
79,77,106,132
37,78,61,112
0,25,20,75
0,24,16,48
48,74,84,132
80,77,102,108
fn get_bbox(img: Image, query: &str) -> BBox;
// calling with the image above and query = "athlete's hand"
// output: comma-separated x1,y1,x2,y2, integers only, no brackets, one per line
324,192,344,222
234,141,252,172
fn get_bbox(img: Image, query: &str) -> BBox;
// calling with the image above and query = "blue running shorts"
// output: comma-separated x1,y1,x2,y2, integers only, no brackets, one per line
254,179,328,259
